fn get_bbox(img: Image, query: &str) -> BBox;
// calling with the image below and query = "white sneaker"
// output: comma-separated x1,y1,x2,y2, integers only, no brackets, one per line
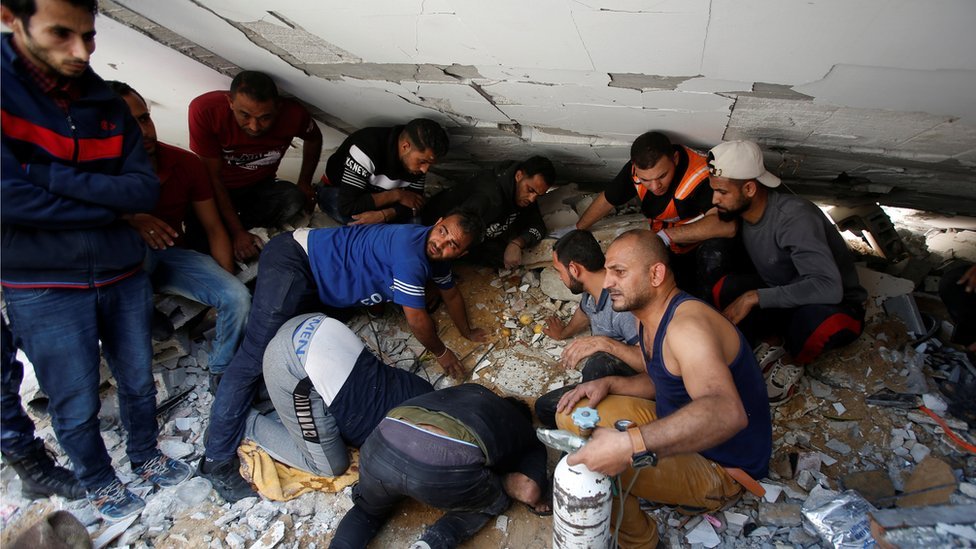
765,359,803,406
754,343,786,375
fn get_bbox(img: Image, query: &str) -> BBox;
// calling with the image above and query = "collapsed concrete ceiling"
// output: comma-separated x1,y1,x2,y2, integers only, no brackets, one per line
93,0,976,216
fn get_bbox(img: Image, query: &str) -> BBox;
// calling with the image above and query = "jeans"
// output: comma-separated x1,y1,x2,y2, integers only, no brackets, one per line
330,422,509,549
1,318,37,457
185,178,307,255
534,351,638,428
315,185,353,225
4,273,159,489
145,247,251,373
231,179,307,229
205,234,324,462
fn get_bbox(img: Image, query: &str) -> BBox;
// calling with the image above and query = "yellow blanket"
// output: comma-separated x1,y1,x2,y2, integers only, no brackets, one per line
237,440,360,501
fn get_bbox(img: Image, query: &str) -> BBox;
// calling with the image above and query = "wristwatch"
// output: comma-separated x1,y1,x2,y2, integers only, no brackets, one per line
627,427,657,469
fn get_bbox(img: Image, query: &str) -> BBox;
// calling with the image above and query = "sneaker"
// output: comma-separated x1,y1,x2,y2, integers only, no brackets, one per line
2,439,86,500
196,456,256,503
132,454,192,487
765,359,804,406
754,343,786,374
87,479,145,521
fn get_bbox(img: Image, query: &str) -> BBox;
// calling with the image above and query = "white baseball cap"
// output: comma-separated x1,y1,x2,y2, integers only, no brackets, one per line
707,140,781,188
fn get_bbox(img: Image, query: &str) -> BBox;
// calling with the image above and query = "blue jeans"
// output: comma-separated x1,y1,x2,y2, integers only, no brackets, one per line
145,247,251,373
330,423,508,549
3,272,159,489
315,185,353,225
205,234,324,461
1,317,38,457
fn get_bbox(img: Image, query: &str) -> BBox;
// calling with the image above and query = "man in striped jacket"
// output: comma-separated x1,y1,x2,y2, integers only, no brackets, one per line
1,0,190,521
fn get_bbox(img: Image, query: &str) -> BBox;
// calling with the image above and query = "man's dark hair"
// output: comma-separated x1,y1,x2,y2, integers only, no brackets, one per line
630,131,674,170
104,80,147,106
230,71,279,103
504,396,533,423
401,118,449,158
445,208,485,245
553,230,604,272
1,0,98,21
517,156,558,186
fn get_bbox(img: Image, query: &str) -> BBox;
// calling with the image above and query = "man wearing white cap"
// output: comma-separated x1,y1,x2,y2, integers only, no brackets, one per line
707,141,866,405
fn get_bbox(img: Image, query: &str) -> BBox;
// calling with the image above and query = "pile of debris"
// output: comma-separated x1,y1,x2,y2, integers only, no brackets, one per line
2,189,975,548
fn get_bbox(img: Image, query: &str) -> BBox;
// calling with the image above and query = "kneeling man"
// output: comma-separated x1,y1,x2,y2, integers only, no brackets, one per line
556,230,771,549
245,313,433,476
330,384,550,549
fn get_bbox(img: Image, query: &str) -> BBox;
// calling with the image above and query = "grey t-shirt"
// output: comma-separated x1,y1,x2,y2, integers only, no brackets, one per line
580,288,640,344
743,191,867,309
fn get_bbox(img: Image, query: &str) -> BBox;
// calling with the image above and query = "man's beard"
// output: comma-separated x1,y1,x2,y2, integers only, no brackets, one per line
717,205,747,222
567,275,584,295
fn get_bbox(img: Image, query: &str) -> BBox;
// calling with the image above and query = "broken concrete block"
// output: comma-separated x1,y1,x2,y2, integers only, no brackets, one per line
759,502,802,527
842,470,895,507
898,456,957,508
883,294,926,335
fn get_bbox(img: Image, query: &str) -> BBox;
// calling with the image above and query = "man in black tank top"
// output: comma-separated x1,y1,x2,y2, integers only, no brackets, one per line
554,229,771,549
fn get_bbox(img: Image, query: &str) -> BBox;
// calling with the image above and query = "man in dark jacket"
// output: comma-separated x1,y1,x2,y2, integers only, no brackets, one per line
316,119,449,225
1,0,190,521
329,384,550,549
423,156,558,268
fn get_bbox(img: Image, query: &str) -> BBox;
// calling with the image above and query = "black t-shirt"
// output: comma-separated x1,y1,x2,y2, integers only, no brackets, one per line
603,145,713,226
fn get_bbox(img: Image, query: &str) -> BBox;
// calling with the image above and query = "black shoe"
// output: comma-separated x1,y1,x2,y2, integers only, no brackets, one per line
196,455,256,503
151,309,175,342
2,439,86,500
209,373,222,395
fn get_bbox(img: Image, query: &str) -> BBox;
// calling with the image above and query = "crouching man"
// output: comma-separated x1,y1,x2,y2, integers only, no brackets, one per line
556,230,771,548
244,313,434,476
330,384,550,549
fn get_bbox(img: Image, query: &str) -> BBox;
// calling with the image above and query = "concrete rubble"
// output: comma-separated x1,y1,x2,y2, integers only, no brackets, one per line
2,198,975,548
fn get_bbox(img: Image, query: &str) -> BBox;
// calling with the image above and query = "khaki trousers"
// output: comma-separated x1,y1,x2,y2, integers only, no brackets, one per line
556,396,743,549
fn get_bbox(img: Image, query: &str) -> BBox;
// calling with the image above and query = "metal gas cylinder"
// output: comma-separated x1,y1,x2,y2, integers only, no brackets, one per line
550,406,612,549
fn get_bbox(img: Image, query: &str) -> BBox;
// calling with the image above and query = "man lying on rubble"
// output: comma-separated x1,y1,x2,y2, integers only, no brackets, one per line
244,313,433,477
555,229,771,549
198,210,488,502
571,131,739,297
707,140,867,405
329,383,550,549
422,155,559,268
533,229,643,427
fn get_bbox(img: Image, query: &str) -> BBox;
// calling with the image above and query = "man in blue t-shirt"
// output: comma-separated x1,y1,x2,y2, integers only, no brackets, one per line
198,211,487,502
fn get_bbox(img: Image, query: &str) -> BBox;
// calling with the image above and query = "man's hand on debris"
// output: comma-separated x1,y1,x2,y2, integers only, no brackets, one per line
560,336,605,369
503,241,523,269
436,348,466,379
396,189,425,211
349,210,388,225
462,327,489,343
958,265,976,293
543,314,568,340
232,229,262,262
566,426,632,476
722,290,759,325
126,213,178,250
556,377,612,414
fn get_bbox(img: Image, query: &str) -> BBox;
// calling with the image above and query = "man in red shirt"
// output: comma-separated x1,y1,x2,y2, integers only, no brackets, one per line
189,71,323,261
110,81,251,393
